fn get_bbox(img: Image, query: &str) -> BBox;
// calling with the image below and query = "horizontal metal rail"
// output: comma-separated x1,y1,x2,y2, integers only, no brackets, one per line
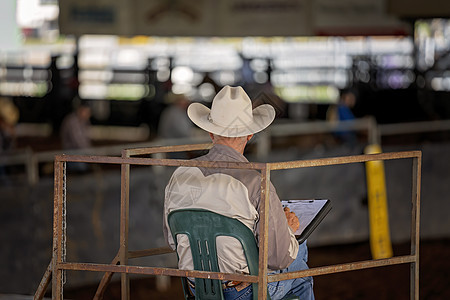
269,117,378,142
55,154,267,170
128,247,174,259
123,143,212,156
268,150,421,170
379,119,450,136
54,254,416,285
55,150,421,169
268,255,416,282
58,262,259,283
4,117,447,184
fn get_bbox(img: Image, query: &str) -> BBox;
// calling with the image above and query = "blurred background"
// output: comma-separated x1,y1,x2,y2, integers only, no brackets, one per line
0,0,449,299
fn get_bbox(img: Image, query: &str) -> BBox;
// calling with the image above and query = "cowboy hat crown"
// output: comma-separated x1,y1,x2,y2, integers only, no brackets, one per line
187,85,275,137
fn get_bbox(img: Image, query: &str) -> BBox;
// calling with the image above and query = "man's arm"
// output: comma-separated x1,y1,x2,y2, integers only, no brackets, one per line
163,174,177,250
255,182,299,270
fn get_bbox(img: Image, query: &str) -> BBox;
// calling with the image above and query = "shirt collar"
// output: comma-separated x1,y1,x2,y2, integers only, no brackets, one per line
208,143,249,163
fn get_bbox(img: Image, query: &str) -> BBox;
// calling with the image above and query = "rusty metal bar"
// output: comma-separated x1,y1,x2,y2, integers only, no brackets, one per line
411,154,422,300
258,166,270,299
268,255,416,282
93,247,174,299
128,247,174,259
94,253,120,300
379,119,450,136
120,150,130,300
55,154,266,170
34,260,52,300
57,262,259,283
124,143,212,156
56,151,421,170
52,160,64,300
267,151,421,170
268,117,377,142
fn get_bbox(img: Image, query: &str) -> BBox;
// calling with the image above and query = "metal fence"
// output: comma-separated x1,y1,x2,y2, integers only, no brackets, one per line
3,117,450,185
34,143,421,300
0,116,379,184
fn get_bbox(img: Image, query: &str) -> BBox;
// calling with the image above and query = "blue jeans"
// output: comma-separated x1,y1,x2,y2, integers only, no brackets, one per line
268,241,315,300
189,242,314,300
188,281,252,300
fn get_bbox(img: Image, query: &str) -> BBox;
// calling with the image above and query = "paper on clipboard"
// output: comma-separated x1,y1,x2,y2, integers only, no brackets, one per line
282,199,331,243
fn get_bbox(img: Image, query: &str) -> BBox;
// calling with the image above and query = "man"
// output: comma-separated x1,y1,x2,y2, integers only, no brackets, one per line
60,101,92,150
0,97,19,153
158,92,193,140
326,88,358,147
157,92,195,159
163,85,314,300
60,100,92,172
0,97,19,180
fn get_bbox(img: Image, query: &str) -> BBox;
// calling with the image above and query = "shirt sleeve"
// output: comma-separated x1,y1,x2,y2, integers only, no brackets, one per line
163,174,176,250
254,182,299,270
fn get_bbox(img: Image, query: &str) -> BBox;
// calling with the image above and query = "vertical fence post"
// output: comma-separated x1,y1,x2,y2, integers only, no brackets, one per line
367,116,380,145
52,159,64,299
120,150,130,299
410,153,422,299
258,165,270,299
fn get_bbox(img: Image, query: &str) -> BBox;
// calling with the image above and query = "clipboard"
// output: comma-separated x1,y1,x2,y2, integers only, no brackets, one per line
281,199,332,244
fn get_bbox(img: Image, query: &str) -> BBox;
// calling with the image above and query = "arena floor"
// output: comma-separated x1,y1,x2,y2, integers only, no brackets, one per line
62,239,450,300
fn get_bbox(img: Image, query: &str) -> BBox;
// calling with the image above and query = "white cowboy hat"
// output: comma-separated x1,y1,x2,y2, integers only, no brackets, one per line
187,85,275,137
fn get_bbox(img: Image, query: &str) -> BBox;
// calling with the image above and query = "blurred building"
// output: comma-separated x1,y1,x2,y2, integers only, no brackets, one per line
0,0,447,143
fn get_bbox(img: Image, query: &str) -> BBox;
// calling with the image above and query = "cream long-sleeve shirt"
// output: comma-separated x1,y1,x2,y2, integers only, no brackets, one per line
163,144,299,273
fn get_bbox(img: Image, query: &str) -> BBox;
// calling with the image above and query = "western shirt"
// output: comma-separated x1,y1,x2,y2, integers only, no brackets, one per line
163,144,299,274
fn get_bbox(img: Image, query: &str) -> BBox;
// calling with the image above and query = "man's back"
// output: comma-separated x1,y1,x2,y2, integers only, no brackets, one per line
163,144,298,272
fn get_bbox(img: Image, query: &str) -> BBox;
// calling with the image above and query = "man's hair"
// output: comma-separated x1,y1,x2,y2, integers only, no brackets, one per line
212,134,248,143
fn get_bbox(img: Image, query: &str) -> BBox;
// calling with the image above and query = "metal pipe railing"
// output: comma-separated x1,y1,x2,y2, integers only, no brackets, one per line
35,144,421,300
2,118,372,184
10,116,449,185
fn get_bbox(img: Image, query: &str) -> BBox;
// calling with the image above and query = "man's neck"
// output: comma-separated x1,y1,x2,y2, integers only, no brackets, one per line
209,133,253,154
214,140,246,154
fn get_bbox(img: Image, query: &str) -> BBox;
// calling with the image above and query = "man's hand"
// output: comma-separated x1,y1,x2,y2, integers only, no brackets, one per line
284,207,300,233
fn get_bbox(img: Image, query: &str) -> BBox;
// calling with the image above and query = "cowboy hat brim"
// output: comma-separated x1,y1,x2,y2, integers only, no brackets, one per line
188,102,275,137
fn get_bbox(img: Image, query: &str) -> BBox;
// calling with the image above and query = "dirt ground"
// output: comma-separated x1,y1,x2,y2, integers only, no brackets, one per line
61,238,450,300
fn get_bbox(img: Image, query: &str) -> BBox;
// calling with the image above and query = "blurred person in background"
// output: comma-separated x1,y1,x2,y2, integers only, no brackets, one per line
0,97,19,179
0,97,19,153
158,92,193,140
157,92,195,158
60,98,92,172
327,88,358,147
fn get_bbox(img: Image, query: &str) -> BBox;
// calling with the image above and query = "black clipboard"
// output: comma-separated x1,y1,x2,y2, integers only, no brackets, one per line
281,199,332,244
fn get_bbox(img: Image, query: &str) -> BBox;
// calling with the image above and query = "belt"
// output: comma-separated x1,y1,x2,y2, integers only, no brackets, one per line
187,279,251,291
223,280,251,289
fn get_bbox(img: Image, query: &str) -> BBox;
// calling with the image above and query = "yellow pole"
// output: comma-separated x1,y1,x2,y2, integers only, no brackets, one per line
364,144,393,259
